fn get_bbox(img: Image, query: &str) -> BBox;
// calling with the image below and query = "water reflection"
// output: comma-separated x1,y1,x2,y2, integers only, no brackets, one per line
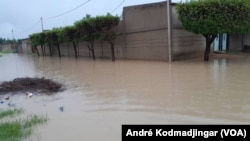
0,54,36,81
1,54,250,141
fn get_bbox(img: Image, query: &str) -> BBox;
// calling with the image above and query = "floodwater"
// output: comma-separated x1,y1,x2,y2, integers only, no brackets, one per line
1,54,250,140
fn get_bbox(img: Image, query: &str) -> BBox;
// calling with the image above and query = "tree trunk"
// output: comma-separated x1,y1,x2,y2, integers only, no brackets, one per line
88,41,95,60
108,41,115,61
49,44,53,57
41,45,45,56
204,40,211,61
43,45,46,56
73,41,78,59
34,46,40,56
203,34,217,61
57,44,61,58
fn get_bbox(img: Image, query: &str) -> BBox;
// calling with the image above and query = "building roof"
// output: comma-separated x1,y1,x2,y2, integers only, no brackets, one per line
123,1,176,10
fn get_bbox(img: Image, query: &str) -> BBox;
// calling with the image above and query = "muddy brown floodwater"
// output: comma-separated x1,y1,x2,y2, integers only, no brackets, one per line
1,54,250,141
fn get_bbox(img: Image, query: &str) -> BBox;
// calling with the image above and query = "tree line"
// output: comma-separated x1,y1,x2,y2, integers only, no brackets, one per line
176,0,250,61
29,14,120,61
0,38,21,45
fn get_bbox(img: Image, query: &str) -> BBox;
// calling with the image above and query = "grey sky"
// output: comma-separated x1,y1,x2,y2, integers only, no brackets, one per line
0,0,176,39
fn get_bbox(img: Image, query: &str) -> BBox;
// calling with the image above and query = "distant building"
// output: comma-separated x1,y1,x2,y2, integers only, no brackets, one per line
20,38,33,54
0,44,15,52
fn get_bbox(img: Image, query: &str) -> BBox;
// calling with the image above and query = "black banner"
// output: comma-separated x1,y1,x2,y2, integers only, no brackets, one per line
122,125,250,141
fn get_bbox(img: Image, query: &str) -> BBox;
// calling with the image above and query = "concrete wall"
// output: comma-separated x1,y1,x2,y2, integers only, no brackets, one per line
24,1,206,61
0,44,15,52
173,28,205,60
228,34,250,51
19,38,33,54
228,34,242,51
121,1,205,61
122,2,168,60
243,34,250,46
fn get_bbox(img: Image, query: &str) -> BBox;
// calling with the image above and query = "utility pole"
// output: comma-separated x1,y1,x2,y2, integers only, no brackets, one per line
12,29,18,53
41,17,44,32
12,29,15,41
167,0,173,63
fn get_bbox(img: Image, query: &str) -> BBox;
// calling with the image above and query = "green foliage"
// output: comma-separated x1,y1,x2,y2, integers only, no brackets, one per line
0,108,47,141
0,38,17,45
30,28,63,47
29,32,46,47
74,14,119,42
61,26,82,58
29,33,39,47
30,14,120,48
0,108,23,119
0,51,14,58
44,28,63,46
94,13,120,61
29,13,120,60
176,0,250,34
95,13,120,42
61,26,81,42
22,115,48,129
74,15,100,42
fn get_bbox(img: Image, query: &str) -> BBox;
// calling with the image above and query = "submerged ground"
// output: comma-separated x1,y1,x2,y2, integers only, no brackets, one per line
0,53,250,141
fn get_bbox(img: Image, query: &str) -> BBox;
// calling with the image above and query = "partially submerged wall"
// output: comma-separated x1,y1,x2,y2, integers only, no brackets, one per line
19,38,33,54
0,44,16,52
25,1,206,61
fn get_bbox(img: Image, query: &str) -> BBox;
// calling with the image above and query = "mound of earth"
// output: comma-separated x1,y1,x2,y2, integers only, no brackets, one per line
0,77,65,95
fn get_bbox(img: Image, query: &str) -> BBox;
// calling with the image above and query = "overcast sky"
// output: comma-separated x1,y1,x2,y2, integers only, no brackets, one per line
0,0,179,39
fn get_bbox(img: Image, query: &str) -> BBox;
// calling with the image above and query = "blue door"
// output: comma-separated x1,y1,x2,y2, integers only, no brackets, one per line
213,34,228,52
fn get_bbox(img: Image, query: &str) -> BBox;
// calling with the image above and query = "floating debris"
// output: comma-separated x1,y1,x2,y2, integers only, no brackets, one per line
25,91,33,98
8,101,16,107
59,106,64,112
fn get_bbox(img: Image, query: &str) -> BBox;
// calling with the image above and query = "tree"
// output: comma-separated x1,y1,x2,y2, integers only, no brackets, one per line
75,16,99,60
61,26,81,59
95,14,120,61
44,31,53,56
30,33,48,56
39,32,46,56
176,0,250,61
29,33,40,56
0,38,16,45
29,33,46,56
0,38,5,45
44,28,63,58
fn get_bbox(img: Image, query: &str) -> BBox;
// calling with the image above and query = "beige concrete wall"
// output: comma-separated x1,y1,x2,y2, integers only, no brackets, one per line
0,44,15,52
20,39,33,54
173,28,205,60
120,1,205,61
228,34,243,51
123,29,168,60
243,34,250,46
121,2,168,61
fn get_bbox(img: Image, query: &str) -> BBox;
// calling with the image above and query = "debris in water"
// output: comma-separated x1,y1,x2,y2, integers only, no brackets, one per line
59,106,64,112
26,91,33,98
8,101,16,107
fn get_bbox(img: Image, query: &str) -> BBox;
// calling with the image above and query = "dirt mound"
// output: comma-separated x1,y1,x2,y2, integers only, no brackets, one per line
0,77,65,95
